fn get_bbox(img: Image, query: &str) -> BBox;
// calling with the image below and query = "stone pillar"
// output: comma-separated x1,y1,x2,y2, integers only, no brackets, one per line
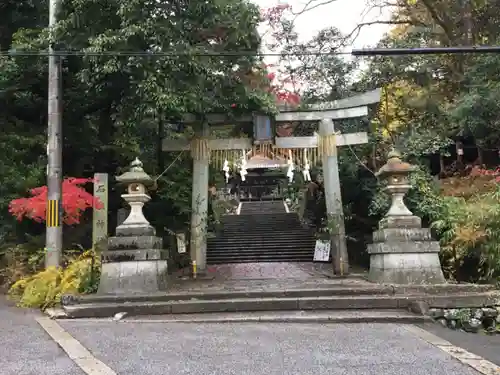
98,158,168,294
367,150,446,284
318,119,349,275
190,123,210,271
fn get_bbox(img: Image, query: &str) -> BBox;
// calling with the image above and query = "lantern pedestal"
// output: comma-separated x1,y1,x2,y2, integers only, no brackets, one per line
97,158,168,294
367,151,445,285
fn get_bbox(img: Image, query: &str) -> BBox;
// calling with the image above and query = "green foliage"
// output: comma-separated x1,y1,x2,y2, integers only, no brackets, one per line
431,188,500,282
369,167,445,224
0,0,276,252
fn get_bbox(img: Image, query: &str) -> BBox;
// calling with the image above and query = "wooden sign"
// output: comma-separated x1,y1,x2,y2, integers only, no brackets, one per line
252,114,273,144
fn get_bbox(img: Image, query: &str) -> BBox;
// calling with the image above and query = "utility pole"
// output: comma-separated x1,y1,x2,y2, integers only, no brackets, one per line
45,0,63,268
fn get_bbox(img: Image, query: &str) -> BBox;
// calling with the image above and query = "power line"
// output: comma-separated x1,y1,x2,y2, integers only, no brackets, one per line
351,46,500,56
1,50,352,57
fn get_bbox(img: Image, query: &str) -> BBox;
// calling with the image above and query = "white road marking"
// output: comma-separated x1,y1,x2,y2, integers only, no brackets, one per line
402,324,500,375
36,316,116,375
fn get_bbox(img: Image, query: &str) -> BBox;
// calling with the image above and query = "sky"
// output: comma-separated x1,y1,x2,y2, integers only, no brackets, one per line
252,0,393,50
251,0,393,89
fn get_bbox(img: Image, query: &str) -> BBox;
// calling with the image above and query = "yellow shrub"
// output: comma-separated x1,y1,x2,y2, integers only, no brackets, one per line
8,250,100,309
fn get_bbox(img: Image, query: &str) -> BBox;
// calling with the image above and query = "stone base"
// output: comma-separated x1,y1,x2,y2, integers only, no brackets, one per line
367,227,446,285
97,260,168,294
368,252,446,284
116,223,156,237
108,235,162,250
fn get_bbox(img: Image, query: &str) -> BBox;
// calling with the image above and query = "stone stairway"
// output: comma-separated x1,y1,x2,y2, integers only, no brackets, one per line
207,201,316,264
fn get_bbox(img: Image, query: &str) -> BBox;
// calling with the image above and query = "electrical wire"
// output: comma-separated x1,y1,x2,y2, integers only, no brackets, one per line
0,50,352,57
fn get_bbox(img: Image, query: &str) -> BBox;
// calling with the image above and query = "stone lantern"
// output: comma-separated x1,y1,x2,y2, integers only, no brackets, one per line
114,158,156,236
98,158,168,294
367,150,446,284
376,150,420,229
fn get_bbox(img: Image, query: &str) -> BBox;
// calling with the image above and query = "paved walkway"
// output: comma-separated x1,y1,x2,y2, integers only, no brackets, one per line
169,262,371,292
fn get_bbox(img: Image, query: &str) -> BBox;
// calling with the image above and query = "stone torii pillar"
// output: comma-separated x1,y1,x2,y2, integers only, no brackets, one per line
190,123,210,273
163,125,253,272
275,123,368,275
319,118,349,275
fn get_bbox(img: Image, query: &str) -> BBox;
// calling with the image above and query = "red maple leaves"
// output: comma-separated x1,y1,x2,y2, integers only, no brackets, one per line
9,177,104,225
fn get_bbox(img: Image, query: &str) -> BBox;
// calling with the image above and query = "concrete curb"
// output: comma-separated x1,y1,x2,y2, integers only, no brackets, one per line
402,325,500,375
56,314,429,324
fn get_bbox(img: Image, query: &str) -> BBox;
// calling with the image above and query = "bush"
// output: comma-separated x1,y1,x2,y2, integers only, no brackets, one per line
432,189,500,282
8,250,100,309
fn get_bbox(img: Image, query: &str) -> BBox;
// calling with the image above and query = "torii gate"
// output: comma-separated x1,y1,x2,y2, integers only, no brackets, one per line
162,89,381,274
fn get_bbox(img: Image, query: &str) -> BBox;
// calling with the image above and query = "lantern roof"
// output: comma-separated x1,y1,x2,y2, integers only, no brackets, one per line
116,158,154,187
376,149,416,177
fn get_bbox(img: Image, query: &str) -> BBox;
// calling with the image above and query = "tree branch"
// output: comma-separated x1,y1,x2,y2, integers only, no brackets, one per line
344,20,421,46
420,0,454,44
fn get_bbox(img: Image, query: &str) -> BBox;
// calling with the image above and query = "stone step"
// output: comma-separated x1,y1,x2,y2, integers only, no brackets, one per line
221,219,301,224
207,251,313,259
206,252,313,259
221,228,305,233
207,259,313,264
209,237,313,242
220,232,309,237
221,225,307,231
224,212,295,218
208,233,314,241
207,248,313,254
221,219,301,225
207,258,313,264
207,239,315,247
222,213,299,218
221,225,304,230
90,309,427,324
207,250,313,254
61,291,497,318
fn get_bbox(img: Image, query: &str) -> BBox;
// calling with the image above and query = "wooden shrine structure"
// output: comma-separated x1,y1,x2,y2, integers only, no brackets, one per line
162,89,382,274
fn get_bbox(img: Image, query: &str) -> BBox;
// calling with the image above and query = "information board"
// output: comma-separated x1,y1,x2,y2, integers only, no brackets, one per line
313,240,331,262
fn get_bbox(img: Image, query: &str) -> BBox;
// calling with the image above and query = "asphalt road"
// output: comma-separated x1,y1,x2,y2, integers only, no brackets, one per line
418,321,500,367
0,297,84,375
59,321,482,375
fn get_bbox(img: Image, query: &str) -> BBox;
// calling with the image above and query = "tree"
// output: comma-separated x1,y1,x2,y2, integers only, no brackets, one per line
9,178,103,225
0,0,294,247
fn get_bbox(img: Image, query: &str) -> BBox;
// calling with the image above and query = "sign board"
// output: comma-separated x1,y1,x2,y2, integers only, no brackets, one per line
313,240,331,262
92,173,109,248
176,233,186,253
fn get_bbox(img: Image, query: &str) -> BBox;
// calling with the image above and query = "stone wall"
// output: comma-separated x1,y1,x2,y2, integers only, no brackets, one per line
429,306,500,333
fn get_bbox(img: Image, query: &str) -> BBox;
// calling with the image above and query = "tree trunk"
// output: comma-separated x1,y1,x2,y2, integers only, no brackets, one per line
477,146,483,166
439,153,445,178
